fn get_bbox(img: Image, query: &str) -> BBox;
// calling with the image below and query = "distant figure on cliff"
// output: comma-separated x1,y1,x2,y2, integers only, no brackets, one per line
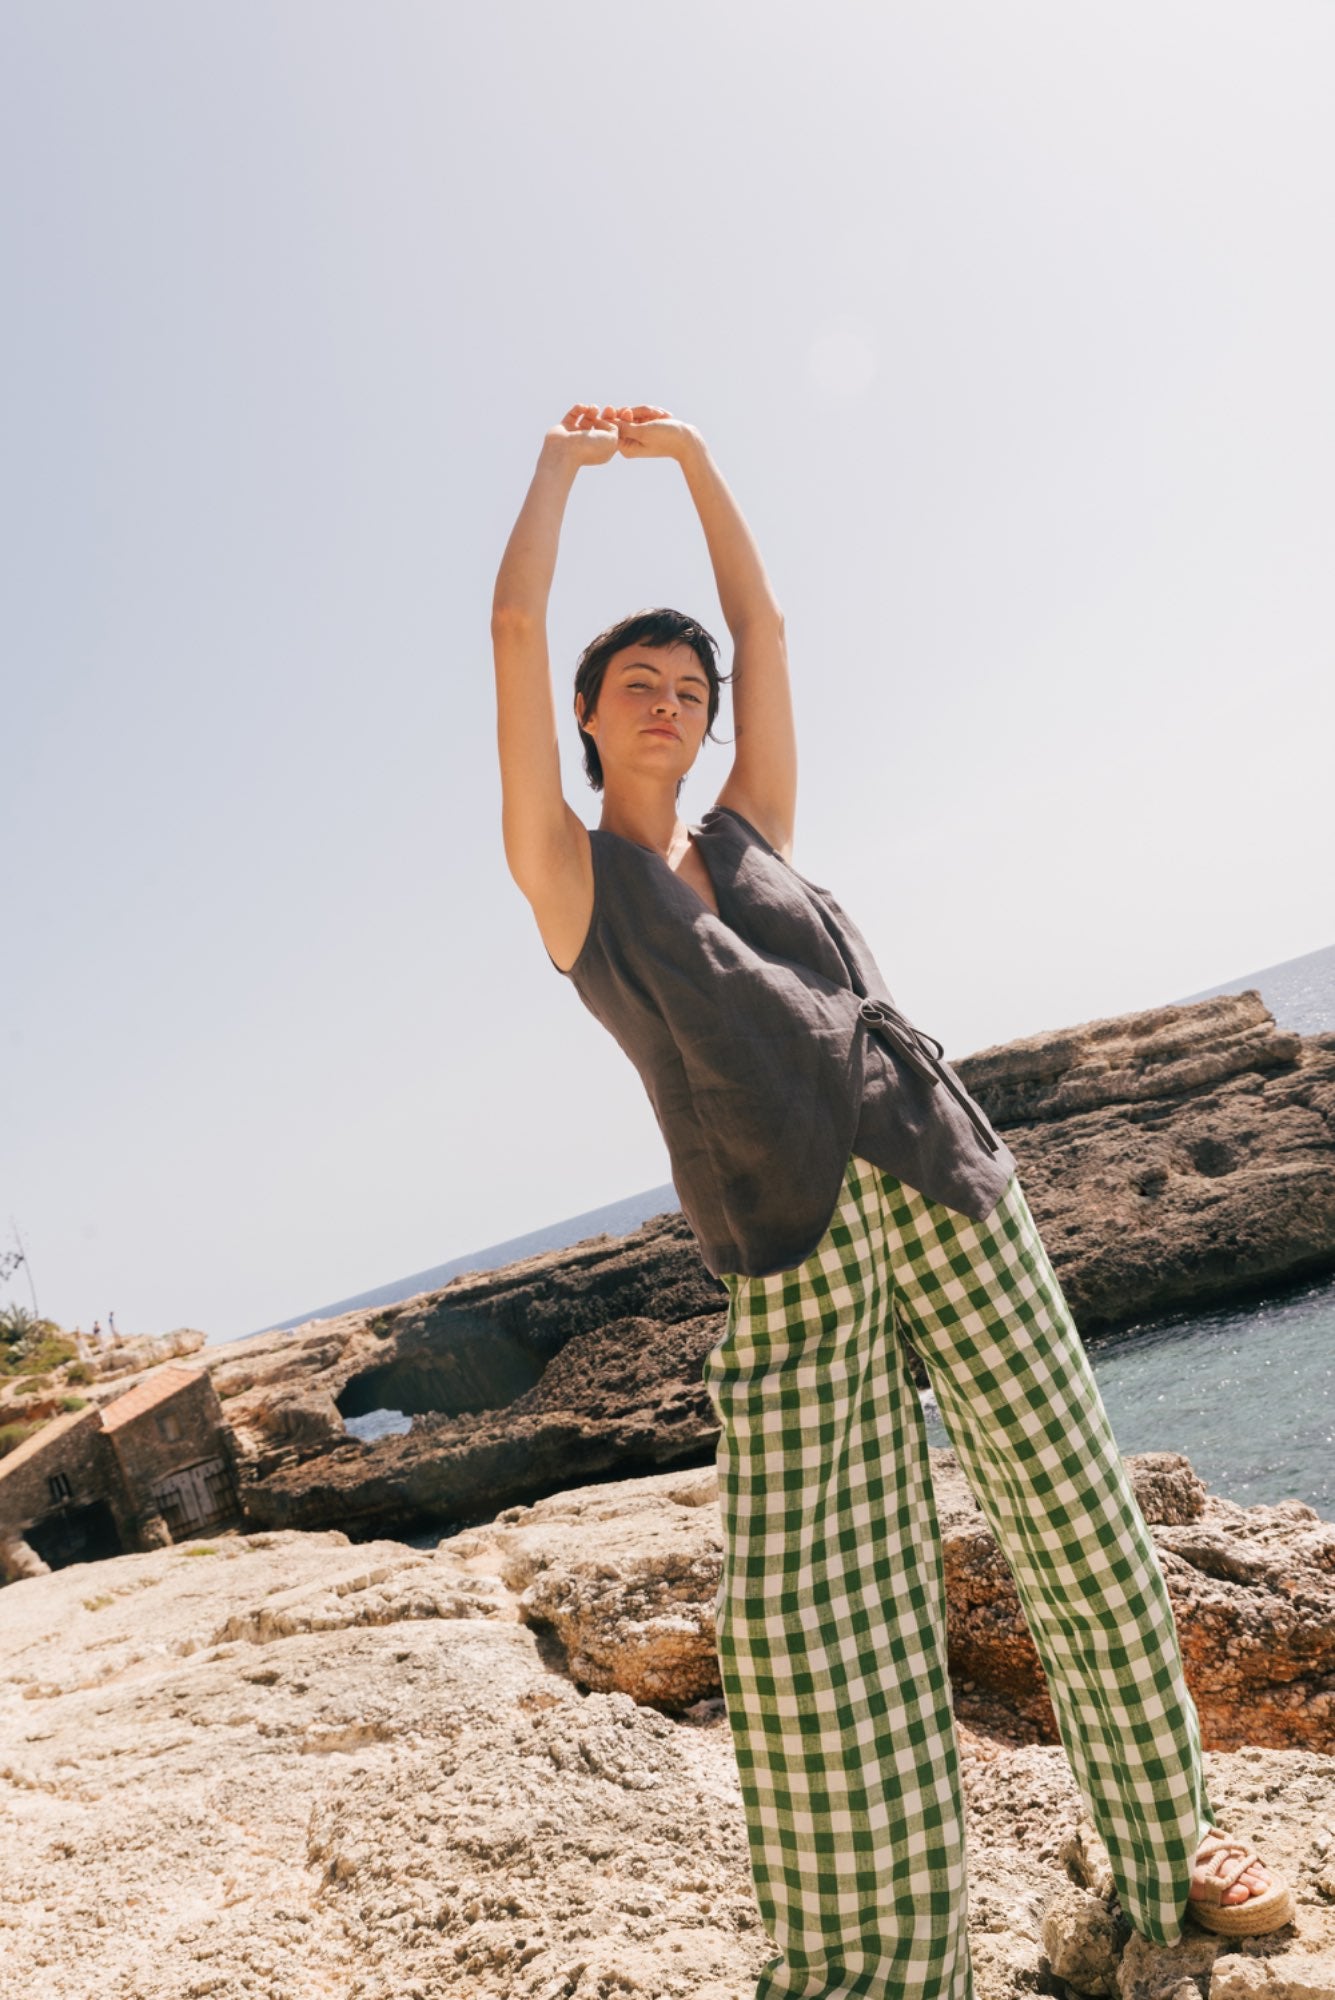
91,1319,102,1342
490,402,1293,1996
107,1310,117,1338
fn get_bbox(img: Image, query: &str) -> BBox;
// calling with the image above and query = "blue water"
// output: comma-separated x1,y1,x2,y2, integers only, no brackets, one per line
922,1266,1335,1519
299,936,1335,1518
936,943,1335,1517
1176,936,1335,1037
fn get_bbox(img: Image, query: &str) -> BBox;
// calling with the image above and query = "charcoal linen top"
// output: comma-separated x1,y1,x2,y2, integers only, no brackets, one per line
548,804,1017,1280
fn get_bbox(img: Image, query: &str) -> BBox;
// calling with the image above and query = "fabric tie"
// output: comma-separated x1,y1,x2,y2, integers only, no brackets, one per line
857,997,1002,1156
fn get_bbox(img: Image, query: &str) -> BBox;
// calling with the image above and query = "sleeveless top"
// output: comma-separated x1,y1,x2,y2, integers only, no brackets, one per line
548,804,1017,1279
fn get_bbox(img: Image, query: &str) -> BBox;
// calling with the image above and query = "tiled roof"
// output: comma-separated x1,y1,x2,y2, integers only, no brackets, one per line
99,1365,207,1433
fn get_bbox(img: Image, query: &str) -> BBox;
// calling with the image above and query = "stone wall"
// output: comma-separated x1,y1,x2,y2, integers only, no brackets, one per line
0,1370,242,1575
0,1406,132,1547
104,1372,240,1542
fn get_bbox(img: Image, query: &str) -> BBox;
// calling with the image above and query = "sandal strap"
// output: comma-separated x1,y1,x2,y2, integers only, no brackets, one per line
1197,1836,1263,1898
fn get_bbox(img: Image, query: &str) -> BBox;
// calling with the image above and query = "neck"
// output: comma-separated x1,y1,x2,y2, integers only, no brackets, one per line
597,779,688,858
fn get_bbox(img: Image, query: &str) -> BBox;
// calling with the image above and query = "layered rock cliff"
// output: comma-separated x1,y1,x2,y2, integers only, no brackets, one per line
957,989,1335,1330
206,989,1335,1543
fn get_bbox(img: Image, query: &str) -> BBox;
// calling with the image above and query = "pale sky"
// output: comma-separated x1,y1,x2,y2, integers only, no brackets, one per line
3,2,1332,1343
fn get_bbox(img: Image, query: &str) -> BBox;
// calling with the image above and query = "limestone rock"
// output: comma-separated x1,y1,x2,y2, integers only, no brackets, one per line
235,1307,726,1539
1063,1816,1119,1900
1116,1925,1221,1998
1041,1880,1128,1993
1155,1500,1335,1751
450,1453,1335,1753
1208,1946,1335,1995
931,1451,1335,1753
212,1201,724,1458
0,1529,776,2000
450,1466,726,1709
0,1532,49,1582
69,1325,208,1383
1,1511,1334,1998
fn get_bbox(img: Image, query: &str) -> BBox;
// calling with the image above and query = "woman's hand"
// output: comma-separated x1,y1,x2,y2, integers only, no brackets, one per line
541,404,622,469
611,405,700,461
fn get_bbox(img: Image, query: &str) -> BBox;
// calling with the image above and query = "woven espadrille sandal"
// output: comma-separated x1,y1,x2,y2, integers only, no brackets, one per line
1186,1827,1296,1937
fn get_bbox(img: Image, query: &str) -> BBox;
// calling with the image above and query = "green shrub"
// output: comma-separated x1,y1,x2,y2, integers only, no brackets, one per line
58,1394,88,1413
0,1305,65,1349
0,1303,41,1345
0,1418,47,1459
16,1338,78,1377
0,1307,76,1379
65,1362,93,1385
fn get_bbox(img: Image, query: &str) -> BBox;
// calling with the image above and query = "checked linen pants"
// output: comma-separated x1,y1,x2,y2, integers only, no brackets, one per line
703,1153,1214,2000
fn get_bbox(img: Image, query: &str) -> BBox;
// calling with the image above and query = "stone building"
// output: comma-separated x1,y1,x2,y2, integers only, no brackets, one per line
0,1364,241,1577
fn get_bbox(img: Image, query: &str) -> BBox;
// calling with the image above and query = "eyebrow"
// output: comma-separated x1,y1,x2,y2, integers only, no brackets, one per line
618,659,710,687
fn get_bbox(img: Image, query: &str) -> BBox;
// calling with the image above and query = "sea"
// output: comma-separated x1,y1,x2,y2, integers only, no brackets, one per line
258,941,1335,1520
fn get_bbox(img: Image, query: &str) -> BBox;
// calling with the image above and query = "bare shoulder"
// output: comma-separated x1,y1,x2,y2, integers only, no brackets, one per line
514,804,595,973
711,777,795,863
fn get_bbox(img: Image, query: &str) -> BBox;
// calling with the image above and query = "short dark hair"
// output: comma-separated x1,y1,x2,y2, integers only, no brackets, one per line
573,607,730,794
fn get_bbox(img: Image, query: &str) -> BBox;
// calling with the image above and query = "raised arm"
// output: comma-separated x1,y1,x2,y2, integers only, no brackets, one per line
617,409,798,859
491,407,617,914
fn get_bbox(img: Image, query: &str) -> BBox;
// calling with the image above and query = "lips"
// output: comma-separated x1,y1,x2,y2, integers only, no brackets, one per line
643,726,681,740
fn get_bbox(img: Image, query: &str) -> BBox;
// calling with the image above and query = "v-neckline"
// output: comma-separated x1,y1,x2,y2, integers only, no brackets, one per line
595,821,722,922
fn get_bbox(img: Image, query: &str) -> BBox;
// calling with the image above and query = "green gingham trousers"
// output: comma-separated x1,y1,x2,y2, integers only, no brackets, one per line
702,1153,1214,2000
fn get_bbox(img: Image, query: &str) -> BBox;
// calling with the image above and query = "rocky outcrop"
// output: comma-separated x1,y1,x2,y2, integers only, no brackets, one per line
450,1465,727,1711
232,1304,726,1537
214,991,1335,1543
210,1213,728,1537
439,1453,1335,1756
1,1497,1332,1999
939,1449,1335,1753
1154,1496,1335,1752
955,990,1335,1331
212,1205,721,1441
72,1326,210,1380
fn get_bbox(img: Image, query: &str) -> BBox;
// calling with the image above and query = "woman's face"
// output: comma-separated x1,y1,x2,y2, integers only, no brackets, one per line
578,641,711,785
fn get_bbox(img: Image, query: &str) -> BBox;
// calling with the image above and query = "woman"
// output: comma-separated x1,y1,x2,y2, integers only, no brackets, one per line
491,403,1294,1999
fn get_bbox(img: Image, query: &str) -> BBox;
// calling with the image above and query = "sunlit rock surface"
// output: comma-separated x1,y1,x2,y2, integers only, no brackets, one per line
2,1494,1333,1999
